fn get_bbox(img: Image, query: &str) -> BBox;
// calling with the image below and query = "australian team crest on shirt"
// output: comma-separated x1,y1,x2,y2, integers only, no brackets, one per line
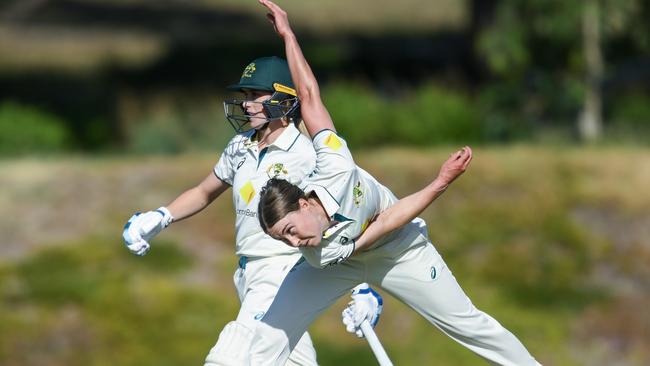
266,163,289,179
353,181,364,207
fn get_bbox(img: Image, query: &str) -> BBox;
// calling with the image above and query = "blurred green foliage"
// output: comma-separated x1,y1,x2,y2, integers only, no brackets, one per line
392,84,483,145
475,0,649,142
123,94,234,155
600,93,650,145
128,115,191,154
610,93,650,132
0,102,71,155
324,82,483,147
3,79,649,156
1,239,222,366
0,0,648,155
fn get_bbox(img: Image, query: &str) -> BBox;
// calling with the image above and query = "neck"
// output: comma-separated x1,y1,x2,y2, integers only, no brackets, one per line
308,197,332,231
256,119,288,148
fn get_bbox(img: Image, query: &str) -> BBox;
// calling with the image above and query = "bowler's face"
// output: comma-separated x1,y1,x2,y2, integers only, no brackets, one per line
268,206,324,248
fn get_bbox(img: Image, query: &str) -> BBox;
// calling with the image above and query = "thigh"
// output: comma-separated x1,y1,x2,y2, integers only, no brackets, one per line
214,255,321,366
251,259,363,366
372,238,476,324
235,255,301,329
372,242,540,366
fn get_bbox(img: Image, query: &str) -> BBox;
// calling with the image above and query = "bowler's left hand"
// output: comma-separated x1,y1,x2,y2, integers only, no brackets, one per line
437,146,472,186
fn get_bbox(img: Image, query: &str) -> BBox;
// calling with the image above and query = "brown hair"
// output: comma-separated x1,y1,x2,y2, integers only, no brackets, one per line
258,178,306,234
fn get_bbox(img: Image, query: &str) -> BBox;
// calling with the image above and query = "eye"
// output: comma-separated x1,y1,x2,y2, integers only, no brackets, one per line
242,91,255,100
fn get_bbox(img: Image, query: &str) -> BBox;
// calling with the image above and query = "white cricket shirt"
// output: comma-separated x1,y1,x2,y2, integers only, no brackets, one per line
299,129,401,266
214,124,317,257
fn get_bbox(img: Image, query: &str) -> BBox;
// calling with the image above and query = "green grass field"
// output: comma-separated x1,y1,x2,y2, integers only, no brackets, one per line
1,146,648,365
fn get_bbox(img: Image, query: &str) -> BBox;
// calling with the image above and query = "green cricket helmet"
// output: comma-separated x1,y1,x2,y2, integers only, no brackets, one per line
224,56,301,133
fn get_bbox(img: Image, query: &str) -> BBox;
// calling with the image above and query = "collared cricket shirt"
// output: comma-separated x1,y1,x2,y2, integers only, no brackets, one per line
214,124,317,257
299,129,399,266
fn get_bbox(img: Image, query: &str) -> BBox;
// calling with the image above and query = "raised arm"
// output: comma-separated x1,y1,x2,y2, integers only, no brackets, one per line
353,147,473,252
260,0,335,137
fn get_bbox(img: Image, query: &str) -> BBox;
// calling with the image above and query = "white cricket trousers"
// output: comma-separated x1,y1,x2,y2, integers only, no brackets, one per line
204,253,318,366
250,220,541,366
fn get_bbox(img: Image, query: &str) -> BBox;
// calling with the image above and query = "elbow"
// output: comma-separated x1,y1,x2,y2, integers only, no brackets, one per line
297,82,320,105
195,186,216,207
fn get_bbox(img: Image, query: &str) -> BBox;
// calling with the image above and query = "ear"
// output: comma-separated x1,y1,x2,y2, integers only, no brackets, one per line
298,197,310,209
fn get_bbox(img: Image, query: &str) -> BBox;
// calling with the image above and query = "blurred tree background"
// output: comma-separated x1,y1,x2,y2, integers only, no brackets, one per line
1,0,649,365
1,0,647,153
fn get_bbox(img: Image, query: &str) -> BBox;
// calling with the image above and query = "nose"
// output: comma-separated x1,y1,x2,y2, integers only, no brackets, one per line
286,235,301,247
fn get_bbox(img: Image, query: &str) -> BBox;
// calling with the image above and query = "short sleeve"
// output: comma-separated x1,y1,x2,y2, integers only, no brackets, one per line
300,239,354,268
311,129,356,173
213,136,241,185
308,129,357,204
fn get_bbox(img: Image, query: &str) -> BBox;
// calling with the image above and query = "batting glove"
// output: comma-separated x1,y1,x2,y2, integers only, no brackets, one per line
341,283,383,338
122,207,173,256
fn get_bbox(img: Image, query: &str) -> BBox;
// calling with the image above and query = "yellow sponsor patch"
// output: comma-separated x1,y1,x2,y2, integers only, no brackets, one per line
361,219,370,232
239,181,256,204
324,133,342,151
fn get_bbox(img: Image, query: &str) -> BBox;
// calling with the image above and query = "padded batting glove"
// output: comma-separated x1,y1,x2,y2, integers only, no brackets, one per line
341,283,383,338
122,207,173,256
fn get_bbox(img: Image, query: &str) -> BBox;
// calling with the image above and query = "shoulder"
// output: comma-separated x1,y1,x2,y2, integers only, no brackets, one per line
312,128,337,142
293,133,316,155
222,131,254,156
312,129,348,151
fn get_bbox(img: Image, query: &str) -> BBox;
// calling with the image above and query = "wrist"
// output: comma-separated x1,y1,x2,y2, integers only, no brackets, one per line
283,32,297,42
156,206,174,228
351,283,370,294
430,178,450,193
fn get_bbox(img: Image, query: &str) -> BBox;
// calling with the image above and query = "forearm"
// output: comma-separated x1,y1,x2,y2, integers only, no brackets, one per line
166,173,228,223
283,33,319,103
353,178,449,253
166,187,214,222
263,0,334,135
354,147,472,253
282,33,335,136
377,178,449,233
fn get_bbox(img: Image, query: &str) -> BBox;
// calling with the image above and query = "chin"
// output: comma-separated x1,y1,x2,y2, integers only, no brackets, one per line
308,238,323,247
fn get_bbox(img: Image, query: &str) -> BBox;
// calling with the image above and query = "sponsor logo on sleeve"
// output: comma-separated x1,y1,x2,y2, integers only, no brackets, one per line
353,181,364,207
324,133,342,151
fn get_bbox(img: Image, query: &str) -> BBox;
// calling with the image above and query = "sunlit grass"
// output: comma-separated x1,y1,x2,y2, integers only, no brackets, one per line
1,146,648,365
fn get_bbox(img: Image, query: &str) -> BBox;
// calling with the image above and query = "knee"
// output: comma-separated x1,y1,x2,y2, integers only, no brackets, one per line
204,321,254,366
248,322,292,366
